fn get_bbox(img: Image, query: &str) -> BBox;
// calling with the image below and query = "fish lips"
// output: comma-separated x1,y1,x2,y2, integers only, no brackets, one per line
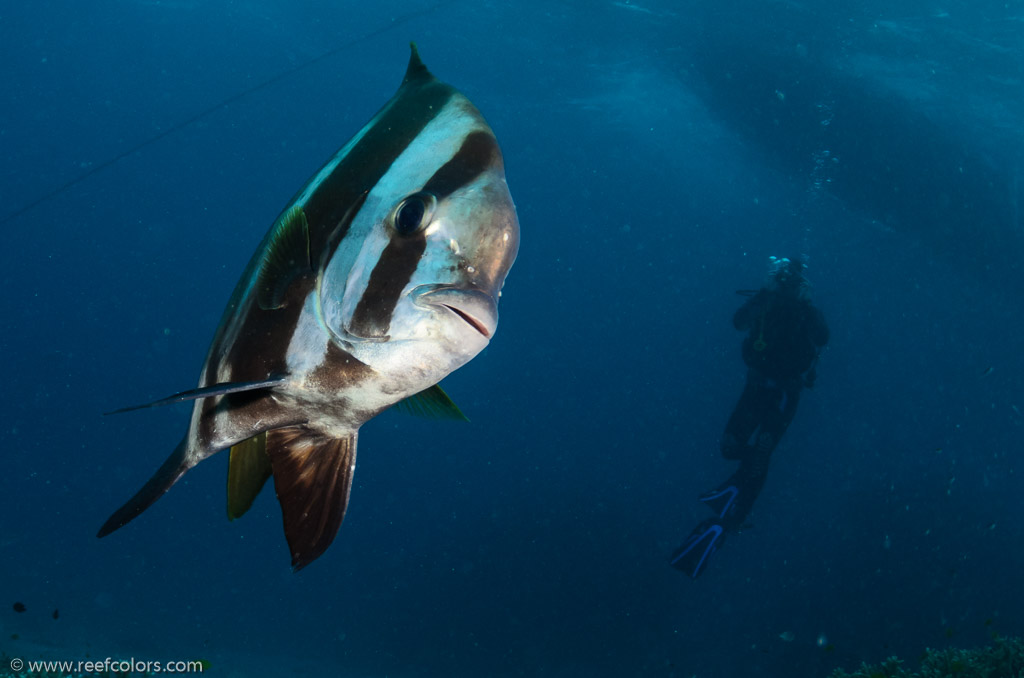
412,285,498,339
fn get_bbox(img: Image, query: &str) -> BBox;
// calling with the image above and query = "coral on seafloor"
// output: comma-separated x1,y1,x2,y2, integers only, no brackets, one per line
828,635,1024,678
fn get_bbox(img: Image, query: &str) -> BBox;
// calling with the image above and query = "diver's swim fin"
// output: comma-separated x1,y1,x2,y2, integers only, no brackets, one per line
670,518,725,579
699,482,739,519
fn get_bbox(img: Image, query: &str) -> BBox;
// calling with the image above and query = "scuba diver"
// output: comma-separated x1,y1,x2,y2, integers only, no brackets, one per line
671,256,829,578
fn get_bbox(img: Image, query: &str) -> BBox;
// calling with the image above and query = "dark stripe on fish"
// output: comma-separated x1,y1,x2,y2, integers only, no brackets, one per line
269,76,456,344
346,131,500,339
303,80,457,257
226,186,367,384
198,193,370,444
310,341,374,399
422,130,501,200
317,191,369,272
201,59,454,397
348,235,427,338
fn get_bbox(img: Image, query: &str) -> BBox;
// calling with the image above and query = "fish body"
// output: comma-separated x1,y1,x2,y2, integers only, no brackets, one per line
99,46,519,569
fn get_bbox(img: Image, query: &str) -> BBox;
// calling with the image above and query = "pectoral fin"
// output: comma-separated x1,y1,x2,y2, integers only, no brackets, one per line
257,205,311,310
227,432,272,520
266,427,357,570
390,384,469,421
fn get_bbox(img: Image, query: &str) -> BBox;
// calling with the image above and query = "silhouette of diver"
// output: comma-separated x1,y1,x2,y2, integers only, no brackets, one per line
671,257,829,578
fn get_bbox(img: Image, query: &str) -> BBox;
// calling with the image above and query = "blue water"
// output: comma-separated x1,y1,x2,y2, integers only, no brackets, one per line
2,1,1023,676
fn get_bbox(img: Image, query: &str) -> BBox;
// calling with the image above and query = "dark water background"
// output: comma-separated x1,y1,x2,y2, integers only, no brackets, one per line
2,1,1022,676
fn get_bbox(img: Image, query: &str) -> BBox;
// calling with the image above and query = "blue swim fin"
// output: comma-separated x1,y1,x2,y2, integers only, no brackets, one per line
670,518,726,579
699,483,739,519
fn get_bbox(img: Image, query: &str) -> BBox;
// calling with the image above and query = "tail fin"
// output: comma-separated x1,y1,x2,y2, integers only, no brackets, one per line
97,439,190,537
266,427,358,570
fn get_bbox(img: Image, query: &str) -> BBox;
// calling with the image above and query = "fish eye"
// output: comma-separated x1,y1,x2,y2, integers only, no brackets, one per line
392,192,436,236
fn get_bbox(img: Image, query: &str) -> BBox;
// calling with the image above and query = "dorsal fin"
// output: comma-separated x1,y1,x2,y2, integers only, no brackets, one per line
267,427,357,570
390,384,469,421
402,42,434,86
257,205,311,310
227,432,272,520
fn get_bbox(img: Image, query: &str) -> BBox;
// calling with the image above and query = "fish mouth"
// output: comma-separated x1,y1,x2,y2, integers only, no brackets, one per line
412,285,498,339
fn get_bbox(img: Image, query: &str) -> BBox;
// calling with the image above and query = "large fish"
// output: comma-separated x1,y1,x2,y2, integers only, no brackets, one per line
98,45,519,570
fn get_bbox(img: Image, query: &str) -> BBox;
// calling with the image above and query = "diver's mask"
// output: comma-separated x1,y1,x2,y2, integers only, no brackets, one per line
767,255,811,299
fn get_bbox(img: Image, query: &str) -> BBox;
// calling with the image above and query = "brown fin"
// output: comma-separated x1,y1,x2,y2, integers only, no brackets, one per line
98,438,190,537
227,432,272,520
266,427,357,570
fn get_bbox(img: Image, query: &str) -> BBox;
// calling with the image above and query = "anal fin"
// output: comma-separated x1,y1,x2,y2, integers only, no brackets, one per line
266,427,358,570
227,432,272,520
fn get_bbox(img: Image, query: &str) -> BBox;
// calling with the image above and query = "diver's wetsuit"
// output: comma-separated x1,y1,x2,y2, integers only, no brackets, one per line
714,286,829,529
672,264,829,578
